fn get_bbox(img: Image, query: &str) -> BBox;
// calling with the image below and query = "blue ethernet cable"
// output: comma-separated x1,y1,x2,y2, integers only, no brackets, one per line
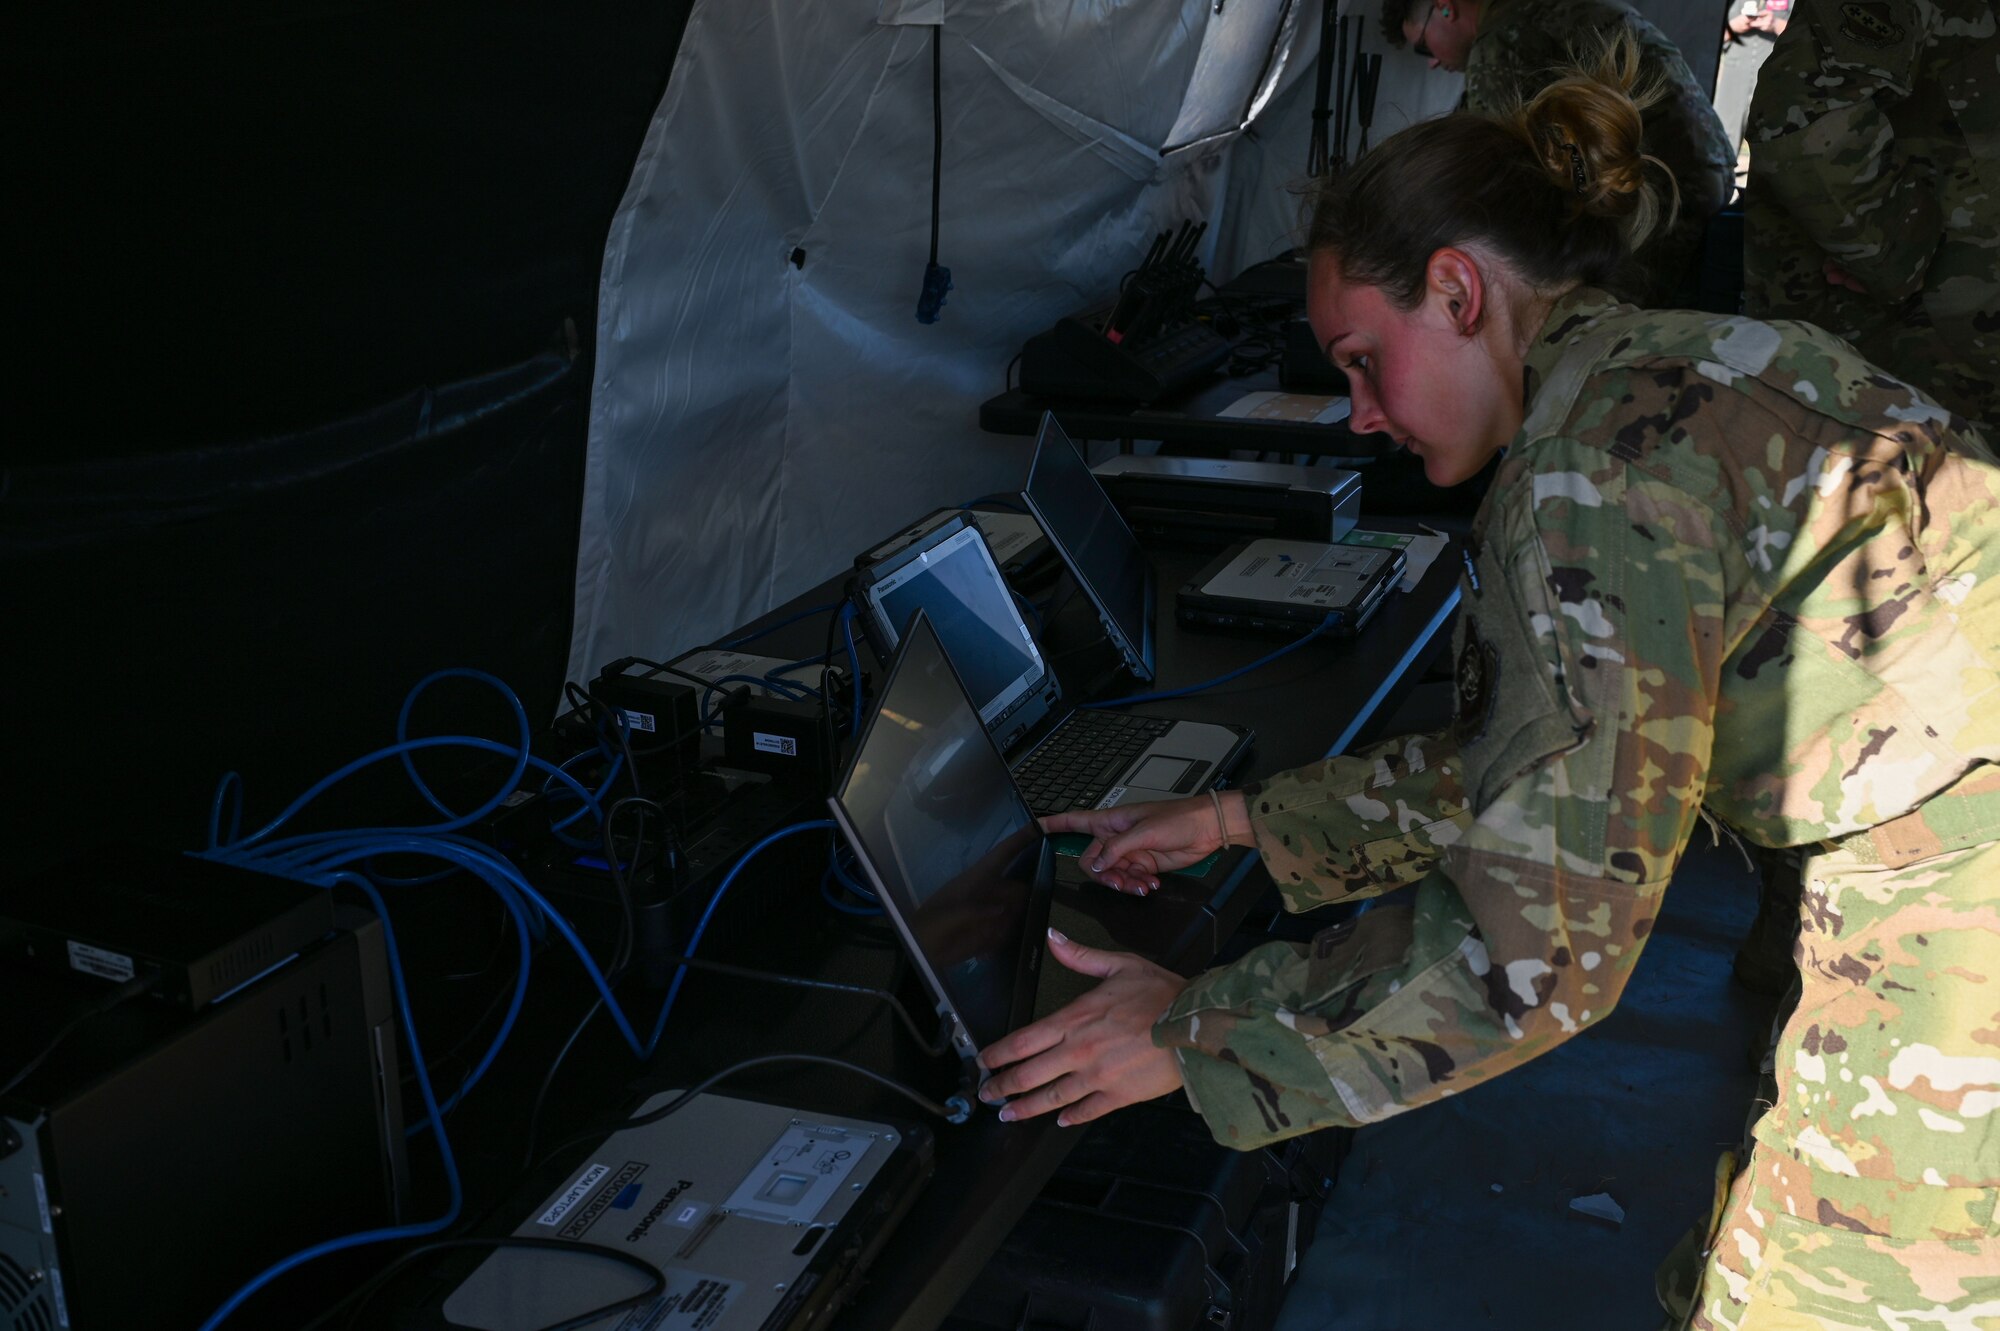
210,735,609,862
1080,614,1339,709
700,673,814,729
215,731,600,855
645,819,836,1051
819,839,881,917
202,832,539,1125
394,668,534,824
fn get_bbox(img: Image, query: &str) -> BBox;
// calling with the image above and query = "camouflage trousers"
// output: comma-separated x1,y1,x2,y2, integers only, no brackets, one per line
1660,808,2000,1329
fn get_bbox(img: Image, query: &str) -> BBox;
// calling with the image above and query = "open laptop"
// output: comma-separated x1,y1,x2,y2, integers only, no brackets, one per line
827,613,1109,1071
852,513,1251,817
1020,411,1154,681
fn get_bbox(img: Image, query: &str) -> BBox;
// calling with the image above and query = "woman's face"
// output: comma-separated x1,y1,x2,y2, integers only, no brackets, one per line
1306,250,1521,487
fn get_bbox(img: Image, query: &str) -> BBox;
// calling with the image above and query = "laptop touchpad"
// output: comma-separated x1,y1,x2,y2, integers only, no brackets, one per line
1127,754,1196,790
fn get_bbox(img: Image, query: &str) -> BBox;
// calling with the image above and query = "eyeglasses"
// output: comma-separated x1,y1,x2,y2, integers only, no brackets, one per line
1413,2,1440,60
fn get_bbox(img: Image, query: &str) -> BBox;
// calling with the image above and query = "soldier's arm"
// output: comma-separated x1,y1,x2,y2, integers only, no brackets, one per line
1632,22,1738,226
1746,4,1937,301
1241,731,1470,910
1156,451,1729,1146
1459,34,1516,117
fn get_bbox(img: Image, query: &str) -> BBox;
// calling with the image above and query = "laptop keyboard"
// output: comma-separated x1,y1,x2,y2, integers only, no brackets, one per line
1013,712,1174,816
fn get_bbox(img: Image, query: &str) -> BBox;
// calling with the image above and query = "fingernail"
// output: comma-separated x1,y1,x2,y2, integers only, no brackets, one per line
1047,927,1068,945
1089,859,1104,872
1056,1115,1071,1128
1149,878,1160,892
998,1107,1016,1122
979,1088,1001,1104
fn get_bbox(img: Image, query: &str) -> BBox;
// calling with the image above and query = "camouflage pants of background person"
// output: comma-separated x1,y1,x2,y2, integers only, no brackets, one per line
1659,822,2000,1329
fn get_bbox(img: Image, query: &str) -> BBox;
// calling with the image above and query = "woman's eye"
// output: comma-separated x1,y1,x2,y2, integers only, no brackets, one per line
1345,355,1370,374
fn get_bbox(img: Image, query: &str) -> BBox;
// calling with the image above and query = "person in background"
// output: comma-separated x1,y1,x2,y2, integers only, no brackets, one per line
1743,0,1999,434
1713,0,1791,191
978,35,2000,1331
1378,0,1735,305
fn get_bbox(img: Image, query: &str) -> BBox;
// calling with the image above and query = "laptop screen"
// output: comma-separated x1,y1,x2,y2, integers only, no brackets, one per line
1022,414,1154,680
864,522,1045,727
832,614,1043,1055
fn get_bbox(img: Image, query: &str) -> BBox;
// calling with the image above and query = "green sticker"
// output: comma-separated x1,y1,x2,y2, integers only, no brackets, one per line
1339,528,1415,549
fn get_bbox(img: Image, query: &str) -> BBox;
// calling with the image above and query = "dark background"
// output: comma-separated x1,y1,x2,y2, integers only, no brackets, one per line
6,5,697,866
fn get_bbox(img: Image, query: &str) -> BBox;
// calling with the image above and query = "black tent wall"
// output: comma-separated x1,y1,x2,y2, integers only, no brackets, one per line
8,6,695,867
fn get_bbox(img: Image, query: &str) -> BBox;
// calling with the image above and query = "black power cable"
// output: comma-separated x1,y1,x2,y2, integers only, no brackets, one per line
1,972,160,1099
916,24,953,322
540,1052,971,1176
316,1236,666,1331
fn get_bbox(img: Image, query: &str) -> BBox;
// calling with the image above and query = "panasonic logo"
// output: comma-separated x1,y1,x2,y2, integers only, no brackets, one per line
625,1179,696,1243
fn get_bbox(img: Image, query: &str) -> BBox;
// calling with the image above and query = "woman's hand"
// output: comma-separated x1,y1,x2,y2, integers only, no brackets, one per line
977,928,1189,1127
1039,791,1252,895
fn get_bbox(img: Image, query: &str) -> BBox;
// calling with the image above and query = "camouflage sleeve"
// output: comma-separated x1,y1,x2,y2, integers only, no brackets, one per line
1459,30,1527,119
1746,0,1940,301
1157,446,1729,1147
1241,731,1470,909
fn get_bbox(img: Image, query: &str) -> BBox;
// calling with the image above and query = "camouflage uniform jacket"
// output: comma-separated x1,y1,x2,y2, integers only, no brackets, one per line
1743,0,2000,433
1463,0,1737,303
1158,287,2000,1211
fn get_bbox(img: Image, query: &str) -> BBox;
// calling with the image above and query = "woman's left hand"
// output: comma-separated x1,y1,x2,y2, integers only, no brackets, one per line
976,928,1191,1127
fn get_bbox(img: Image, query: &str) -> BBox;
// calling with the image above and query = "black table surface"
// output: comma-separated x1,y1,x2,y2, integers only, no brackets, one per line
375,523,1462,1331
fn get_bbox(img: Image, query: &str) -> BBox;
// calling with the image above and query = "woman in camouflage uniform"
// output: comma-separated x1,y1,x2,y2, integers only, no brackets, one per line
978,43,2000,1331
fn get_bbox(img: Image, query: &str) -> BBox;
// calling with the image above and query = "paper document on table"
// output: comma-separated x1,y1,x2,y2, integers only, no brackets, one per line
1340,525,1449,591
1216,390,1351,426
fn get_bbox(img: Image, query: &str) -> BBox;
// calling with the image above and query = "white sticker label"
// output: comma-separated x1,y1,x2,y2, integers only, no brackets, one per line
639,1272,742,1331
49,1264,68,1329
34,1172,51,1233
502,789,537,808
537,1163,608,1227
621,708,657,734
66,941,134,983
1096,786,1129,809
753,732,798,757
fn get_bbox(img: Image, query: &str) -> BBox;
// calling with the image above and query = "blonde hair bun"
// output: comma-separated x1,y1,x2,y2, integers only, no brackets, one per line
1512,31,1677,250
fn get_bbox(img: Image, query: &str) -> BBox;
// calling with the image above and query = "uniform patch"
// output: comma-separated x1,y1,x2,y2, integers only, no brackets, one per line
1454,617,1500,745
1837,1,1904,46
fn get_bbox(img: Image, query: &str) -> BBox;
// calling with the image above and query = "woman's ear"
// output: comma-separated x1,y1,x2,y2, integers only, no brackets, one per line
1426,247,1485,335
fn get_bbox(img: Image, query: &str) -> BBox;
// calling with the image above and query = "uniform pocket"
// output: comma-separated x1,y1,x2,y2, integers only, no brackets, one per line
1453,496,1596,814
1738,1214,2000,1326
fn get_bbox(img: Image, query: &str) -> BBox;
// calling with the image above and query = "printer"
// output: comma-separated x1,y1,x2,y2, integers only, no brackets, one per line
1091,455,1362,546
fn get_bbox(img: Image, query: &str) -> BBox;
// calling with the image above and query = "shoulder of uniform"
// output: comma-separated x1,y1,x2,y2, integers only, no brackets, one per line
1540,309,1957,458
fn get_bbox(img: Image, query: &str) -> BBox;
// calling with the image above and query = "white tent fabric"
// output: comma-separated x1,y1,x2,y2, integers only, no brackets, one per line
565,0,1458,689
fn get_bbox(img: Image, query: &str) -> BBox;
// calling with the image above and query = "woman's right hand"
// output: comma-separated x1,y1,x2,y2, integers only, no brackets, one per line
1040,791,1251,895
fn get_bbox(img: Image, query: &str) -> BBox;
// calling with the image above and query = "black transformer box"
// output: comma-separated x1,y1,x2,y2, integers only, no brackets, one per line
1092,455,1362,547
